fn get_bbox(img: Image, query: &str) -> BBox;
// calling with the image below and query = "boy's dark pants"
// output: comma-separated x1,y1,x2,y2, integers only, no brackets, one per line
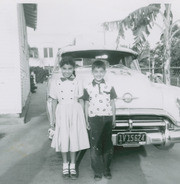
89,116,113,175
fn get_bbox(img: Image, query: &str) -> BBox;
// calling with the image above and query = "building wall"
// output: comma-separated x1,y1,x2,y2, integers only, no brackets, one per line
0,3,30,115
0,2,22,115
17,4,30,108
29,43,59,68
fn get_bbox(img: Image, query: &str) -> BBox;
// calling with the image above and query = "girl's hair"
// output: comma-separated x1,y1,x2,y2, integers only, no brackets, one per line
59,56,76,76
59,56,75,68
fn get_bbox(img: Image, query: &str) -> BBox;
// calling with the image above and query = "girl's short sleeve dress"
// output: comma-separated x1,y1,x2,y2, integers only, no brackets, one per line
49,78,90,152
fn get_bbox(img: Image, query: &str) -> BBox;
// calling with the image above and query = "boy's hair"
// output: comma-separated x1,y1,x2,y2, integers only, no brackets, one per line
59,56,75,68
92,60,106,71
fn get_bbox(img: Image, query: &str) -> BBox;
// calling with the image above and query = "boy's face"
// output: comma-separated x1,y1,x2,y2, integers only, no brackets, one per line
61,64,74,78
92,67,106,82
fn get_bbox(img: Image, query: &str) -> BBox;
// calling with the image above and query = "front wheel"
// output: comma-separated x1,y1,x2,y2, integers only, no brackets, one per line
154,143,175,150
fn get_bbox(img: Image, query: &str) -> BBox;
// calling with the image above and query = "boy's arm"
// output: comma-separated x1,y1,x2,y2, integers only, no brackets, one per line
84,101,90,130
110,86,117,128
110,99,116,128
79,99,84,110
81,88,90,130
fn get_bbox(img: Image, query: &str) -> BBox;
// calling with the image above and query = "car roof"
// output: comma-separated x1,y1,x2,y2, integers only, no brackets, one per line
60,45,138,58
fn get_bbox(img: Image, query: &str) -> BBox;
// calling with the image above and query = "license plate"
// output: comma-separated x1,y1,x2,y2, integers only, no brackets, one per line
117,133,146,145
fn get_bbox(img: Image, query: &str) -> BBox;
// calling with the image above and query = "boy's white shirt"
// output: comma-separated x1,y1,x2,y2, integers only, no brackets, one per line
84,79,115,117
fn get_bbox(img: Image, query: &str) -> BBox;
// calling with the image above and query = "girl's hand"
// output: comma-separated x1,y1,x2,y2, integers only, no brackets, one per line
86,122,91,130
50,125,55,131
50,119,56,128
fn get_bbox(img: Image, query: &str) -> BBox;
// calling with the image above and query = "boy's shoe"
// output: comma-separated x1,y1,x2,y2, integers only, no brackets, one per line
103,171,112,179
70,163,78,180
94,174,102,181
62,163,69,179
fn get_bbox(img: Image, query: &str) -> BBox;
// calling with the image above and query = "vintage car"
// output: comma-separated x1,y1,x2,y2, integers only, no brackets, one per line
47,45,180,150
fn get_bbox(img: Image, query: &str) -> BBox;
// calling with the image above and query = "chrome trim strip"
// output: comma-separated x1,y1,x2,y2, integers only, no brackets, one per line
115,108,180,126
113,128,160,132
116,120,163,123
115,122,166,127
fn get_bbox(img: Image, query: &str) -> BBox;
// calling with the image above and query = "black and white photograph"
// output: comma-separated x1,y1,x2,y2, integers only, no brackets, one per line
1,0,180,183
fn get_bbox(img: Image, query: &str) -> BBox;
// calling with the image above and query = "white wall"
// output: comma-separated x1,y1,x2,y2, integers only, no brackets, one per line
0,2,22,114
17,4,30,108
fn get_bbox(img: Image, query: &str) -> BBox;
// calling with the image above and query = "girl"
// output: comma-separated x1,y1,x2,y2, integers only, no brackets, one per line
49,56,90,179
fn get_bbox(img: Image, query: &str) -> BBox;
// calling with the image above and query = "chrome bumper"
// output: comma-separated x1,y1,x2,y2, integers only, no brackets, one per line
112,130,180,147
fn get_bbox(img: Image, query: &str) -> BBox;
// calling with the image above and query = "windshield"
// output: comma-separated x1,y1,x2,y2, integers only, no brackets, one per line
73,56,140,71
58,49,139,71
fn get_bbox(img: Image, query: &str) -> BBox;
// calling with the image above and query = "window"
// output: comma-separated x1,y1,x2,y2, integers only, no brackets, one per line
29,47,39,58
43,48,53,58
44,48,48,58
49,48,53,57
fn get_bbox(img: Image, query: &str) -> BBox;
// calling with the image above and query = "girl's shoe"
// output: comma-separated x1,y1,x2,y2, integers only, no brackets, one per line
70,163,78,180
62,163,69,179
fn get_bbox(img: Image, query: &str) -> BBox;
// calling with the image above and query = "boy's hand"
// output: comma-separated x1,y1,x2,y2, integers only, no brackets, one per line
112,121,116,129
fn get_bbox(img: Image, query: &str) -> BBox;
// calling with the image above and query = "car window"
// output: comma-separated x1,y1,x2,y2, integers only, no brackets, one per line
74,55,139,71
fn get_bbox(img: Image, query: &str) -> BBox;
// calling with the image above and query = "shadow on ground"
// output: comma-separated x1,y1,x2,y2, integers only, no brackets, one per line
25,83,48,123
75,146,147,184
0,133,6,140
109,146,147,184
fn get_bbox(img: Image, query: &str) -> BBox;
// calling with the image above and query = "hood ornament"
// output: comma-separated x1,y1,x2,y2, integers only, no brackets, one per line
122,93,138,103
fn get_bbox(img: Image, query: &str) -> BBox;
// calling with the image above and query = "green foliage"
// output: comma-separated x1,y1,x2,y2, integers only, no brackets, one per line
30,75,37,93
171,39,180,76
151,24,180,75
171,40,180,67
30,67,49,83
171,27,180,61
103,3,180,84
103,4,161,51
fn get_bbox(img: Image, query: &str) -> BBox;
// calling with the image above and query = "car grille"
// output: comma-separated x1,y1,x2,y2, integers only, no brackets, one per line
114,115,172,133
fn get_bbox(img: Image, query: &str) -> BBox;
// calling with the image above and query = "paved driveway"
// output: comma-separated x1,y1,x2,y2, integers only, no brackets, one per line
1,83,180,184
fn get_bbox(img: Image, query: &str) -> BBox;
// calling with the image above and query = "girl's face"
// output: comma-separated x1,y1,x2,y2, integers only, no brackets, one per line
61,64,74,78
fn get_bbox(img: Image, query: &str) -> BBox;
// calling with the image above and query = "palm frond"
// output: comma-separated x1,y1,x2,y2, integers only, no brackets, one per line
102,4,161,50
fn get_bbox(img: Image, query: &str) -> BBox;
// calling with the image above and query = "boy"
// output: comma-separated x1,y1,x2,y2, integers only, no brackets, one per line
83,60,117,181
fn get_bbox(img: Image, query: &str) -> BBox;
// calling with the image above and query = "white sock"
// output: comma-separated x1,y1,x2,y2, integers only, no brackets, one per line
70,163,75,169
63,162,69,169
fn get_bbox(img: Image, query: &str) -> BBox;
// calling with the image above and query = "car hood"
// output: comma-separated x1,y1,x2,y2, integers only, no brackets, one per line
76,67,164,109
50,66,180,123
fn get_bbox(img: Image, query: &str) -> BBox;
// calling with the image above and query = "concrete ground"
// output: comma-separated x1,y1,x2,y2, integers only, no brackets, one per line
1,83,180,184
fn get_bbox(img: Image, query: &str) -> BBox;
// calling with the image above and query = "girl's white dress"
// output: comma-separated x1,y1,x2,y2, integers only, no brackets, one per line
49,77,90,152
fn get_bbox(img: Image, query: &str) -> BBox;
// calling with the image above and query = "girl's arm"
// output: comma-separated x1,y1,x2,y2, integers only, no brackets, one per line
110,99,116,128
51,98,58,128
84,101,90,130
